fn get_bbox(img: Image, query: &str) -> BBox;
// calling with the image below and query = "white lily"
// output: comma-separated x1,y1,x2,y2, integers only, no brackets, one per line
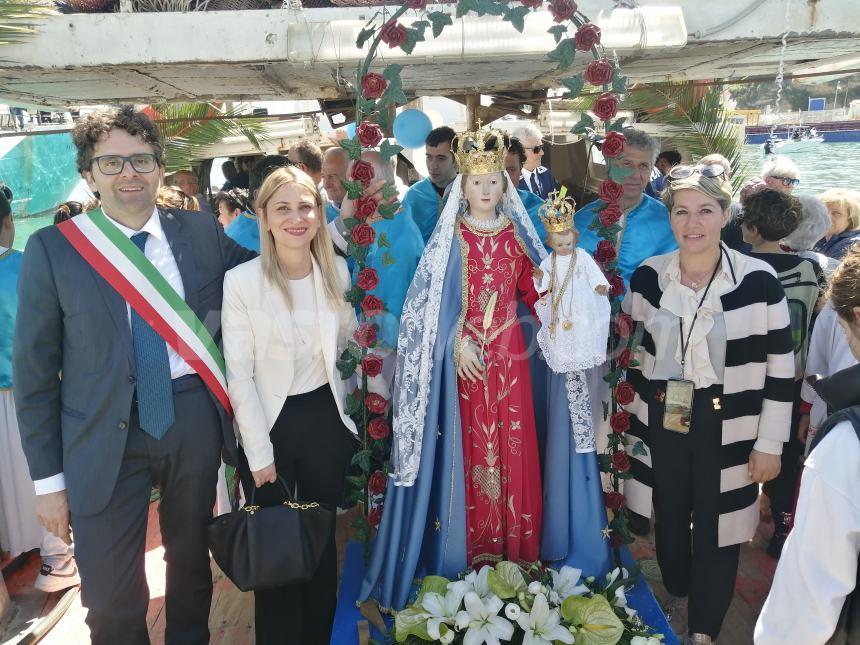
504,603,521,620
630,636,662,645
458,591,514,645
549,566,589,600
462,565,494,598
420,585,468,640
605,567,629,586
516,592,575,645
613,585,638,619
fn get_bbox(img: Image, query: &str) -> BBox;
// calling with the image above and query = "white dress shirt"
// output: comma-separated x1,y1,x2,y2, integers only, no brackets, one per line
755,421,860,644
34,208,194,495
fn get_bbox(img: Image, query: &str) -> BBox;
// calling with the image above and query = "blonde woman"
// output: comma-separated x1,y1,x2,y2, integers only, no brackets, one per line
221,166,357,645
155,185,200,211
815,189,860,261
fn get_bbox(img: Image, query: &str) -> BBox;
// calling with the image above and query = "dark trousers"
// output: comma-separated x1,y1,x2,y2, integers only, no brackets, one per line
71,377,222,645
237,384,356,645
763,381,804,528
650,384,740,638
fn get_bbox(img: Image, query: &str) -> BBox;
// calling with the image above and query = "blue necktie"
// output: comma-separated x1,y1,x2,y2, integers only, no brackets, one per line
130,232,175,439
530,171,540,197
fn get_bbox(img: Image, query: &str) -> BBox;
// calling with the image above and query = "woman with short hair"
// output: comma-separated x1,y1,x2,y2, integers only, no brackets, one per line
622,165,795,644
815,189,860,261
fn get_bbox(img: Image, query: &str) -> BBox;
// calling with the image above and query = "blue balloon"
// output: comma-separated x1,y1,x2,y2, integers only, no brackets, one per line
393,109,433,149
346,122,356,138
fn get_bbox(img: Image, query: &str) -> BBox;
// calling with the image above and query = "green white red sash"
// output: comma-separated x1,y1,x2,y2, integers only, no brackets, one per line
58,209,232,416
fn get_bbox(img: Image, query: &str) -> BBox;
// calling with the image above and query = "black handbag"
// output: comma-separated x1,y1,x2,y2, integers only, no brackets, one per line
206,475,333,592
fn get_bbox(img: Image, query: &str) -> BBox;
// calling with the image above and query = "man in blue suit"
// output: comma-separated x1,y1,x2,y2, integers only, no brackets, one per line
400,126,458,243
514,123,557,200
506,137,548,249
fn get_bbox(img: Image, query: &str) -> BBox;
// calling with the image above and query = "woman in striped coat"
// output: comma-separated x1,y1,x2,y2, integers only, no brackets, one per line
621,166,795,644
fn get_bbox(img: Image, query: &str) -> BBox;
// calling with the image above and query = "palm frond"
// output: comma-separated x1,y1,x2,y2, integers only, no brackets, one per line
152,103,268,172
0,1,55,48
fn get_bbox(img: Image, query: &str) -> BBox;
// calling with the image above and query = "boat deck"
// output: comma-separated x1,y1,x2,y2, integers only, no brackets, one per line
0,501,779,644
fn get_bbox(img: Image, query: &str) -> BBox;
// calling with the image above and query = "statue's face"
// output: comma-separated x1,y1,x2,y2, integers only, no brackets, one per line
463,172,505,216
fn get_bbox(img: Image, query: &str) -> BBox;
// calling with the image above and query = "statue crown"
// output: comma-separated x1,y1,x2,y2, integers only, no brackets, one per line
454,122,508,176
538,189,577,233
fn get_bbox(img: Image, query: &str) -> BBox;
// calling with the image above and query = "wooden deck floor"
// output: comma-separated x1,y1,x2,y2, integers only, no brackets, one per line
1,501,778,644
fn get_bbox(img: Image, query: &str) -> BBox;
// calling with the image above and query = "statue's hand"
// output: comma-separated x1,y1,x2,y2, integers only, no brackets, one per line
457,339,485,383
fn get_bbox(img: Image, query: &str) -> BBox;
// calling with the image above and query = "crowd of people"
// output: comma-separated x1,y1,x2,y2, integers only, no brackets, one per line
0,103,859,645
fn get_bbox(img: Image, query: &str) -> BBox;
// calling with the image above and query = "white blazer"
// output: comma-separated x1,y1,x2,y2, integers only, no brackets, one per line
221,255,358,472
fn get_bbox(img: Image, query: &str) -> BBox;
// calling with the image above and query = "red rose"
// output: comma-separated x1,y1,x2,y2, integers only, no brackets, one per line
351,160,376,188
610,410,631,434
368,506,383,528
361,353,384,378
615,312,634,338
601,131,625,159
592,92,620,122
594,240,618,265
584,59,613,86
368,471,387,496
548,0,576,22
407,0,427,9
608,273,626,298
351,222,376,247
380,20,408,48
365,392,389,415
354,322,378,349
574,22,601,51
368,416,390,440
609,532,625,549
360,72,388,100
598,179,624,204
357,267,379,291
611,449,631,472
615,381,635,406
357,121,384,149
604,491,626,511
521,0,542,7
355,196,379,221
360,294,384,316
617,347,633,369
598,203,622,227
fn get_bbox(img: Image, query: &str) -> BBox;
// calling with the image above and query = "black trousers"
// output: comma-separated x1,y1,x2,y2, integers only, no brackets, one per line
71,376,222,645
237,384,356,645
649,383,740,639
763,381,804,528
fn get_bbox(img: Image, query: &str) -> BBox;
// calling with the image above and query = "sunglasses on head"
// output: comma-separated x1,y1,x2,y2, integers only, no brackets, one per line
667,163,727,181
769,175,800,187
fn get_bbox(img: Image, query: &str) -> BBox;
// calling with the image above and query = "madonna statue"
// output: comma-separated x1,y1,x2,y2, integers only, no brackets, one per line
359,128,612,611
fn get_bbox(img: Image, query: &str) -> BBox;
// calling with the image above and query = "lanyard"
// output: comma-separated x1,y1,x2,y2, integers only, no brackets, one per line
678,252,722,380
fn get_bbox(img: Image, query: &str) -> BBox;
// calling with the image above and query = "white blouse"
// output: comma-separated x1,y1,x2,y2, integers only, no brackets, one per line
286,273,328,396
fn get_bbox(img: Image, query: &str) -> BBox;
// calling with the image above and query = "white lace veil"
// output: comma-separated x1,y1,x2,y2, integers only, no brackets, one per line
390,173,548,485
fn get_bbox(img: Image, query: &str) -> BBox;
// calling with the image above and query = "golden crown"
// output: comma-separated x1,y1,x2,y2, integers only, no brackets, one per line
453,122,508,176
538,188,577,234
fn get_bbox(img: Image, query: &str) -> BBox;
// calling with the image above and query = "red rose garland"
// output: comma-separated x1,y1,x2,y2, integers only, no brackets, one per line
361,354,385,379
584,58,613,86
601,131,626,159
379,20,408,48
574,22,601,51
351,160,376,187
593,92,620,121
548,0,576,22
356,267,379,291
360,73,387,100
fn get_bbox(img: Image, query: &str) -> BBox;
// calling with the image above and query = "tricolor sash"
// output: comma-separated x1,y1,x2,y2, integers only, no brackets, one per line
58,209,232,416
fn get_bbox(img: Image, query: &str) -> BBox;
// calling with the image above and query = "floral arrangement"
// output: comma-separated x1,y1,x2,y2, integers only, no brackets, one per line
391,562,663,645
341,0,640,558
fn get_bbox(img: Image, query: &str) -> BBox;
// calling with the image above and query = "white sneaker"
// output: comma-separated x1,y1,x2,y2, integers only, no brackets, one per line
33,558,81,593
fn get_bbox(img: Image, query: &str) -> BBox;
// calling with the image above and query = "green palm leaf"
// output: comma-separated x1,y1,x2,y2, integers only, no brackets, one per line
0,1,54,49
152,102,268,173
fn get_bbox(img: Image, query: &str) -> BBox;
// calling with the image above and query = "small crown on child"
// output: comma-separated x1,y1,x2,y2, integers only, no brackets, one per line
538,188,577,233
453,120,509,176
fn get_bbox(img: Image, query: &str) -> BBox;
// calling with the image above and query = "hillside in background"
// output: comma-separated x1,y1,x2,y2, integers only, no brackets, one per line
729,76,859,112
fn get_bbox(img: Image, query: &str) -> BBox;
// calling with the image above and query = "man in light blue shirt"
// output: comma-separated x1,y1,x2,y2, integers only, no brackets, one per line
225,155,292,252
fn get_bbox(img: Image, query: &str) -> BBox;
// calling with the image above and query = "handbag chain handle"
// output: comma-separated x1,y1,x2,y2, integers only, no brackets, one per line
242,474,322,514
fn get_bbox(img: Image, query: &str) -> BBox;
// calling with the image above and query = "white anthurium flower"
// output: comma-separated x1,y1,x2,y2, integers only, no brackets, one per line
550,566,589,600
439,630,455,644
463,565,494,598
421,586,468,640
504,603,521,620
461,591,514,645
516,592,575,645
613,585,638,619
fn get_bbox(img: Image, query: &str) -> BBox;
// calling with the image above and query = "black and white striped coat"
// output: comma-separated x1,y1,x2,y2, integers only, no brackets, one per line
622,248,795,547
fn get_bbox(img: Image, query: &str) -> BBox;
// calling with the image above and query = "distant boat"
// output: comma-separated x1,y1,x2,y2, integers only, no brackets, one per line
762,126,825,154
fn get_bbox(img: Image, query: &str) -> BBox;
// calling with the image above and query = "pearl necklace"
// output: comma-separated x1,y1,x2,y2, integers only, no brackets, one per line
463,212,507,233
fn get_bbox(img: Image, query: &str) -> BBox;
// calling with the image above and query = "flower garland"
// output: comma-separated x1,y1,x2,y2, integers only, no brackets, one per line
342,0,638,561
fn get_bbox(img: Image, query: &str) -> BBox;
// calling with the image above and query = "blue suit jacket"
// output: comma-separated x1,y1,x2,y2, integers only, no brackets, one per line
518,166,556,201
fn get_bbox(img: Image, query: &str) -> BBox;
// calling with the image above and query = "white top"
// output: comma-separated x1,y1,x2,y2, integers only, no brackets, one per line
755,420,860,645
534,250,610,373
34,208,193,496
286,273,328,396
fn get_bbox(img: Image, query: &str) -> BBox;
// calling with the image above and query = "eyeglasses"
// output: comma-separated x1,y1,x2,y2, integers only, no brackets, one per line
668,164,727,181
532,145,544,154
92,154,159,175
768,175,800,187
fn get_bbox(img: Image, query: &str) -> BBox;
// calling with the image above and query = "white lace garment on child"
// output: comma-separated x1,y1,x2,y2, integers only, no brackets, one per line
534,249,611,453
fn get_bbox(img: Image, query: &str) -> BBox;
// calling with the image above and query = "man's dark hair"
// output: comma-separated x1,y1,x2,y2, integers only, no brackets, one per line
740,188,802,241
222,160,236,172
425,126,456,148
71,105,164,173
0,184,12,202
0,191,11,225
291,140,323,174
657,150,682,167
249,155,292,199
508,138,527,166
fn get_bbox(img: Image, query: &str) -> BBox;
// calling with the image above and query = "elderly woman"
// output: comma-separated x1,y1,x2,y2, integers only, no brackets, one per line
762,155,800,194
815,188,860,261
784,194,838,279
622,165,795,644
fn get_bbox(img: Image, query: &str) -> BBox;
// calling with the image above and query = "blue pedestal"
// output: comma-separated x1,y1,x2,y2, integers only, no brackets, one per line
332,542,678,644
